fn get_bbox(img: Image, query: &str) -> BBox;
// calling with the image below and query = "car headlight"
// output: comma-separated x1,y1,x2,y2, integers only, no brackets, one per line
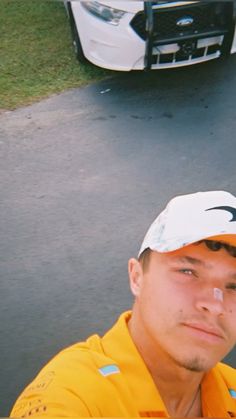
81,1,126,25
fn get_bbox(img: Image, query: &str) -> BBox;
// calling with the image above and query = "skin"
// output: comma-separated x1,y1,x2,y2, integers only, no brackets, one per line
128,242,236,417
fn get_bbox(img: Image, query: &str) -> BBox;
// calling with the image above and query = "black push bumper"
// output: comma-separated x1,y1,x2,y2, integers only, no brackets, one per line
136,1,236,70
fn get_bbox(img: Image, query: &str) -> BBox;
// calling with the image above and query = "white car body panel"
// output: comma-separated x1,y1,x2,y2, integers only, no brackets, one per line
70,1,145,71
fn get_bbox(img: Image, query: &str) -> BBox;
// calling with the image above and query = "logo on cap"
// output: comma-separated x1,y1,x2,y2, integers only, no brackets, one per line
205,206,236,222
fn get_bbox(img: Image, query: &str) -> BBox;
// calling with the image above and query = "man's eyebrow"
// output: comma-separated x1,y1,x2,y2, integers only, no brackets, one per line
171,256,205,266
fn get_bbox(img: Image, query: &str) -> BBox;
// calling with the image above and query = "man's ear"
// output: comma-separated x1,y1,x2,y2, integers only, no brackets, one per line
128,258,143,297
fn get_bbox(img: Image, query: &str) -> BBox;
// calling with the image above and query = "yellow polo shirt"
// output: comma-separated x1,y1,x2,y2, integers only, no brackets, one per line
10,311,236,417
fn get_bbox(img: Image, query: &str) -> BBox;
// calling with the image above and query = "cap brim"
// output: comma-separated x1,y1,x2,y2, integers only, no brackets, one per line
161,234,236,254
203,234,236,247
147,234,236,255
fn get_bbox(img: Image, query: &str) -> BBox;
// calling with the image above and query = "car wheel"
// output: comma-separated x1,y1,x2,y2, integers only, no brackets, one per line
67,3,87,64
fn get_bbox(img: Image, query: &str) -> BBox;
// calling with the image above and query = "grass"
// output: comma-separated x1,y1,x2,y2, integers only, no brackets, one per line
0,0,112,110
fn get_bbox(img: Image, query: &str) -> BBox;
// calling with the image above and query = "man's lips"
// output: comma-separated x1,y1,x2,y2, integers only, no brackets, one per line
182,322,225,342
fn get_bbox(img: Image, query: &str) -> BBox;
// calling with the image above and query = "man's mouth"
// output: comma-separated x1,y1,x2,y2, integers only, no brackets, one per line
182,322,225,343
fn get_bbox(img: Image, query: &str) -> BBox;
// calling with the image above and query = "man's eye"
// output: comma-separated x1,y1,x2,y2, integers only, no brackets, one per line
179,269,194,275
226,283,236,291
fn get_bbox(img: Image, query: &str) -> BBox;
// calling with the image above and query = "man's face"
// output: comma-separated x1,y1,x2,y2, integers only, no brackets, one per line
129,242,236,372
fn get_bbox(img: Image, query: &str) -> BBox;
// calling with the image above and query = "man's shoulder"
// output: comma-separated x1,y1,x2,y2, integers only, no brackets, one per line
12,333,121,407
10,333,125,417
11,313,132,417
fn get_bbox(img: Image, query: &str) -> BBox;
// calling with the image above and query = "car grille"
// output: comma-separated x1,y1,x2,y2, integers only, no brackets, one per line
130,2,233,43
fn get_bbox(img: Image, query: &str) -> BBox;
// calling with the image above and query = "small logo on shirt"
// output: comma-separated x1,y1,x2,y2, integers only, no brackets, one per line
98,364,120,377
229,389,236,399
24,371,55,395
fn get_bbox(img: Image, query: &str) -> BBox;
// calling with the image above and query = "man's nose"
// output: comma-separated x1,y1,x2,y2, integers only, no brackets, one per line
195,288,225,316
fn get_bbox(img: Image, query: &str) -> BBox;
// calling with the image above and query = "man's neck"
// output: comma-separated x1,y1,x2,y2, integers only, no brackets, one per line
150,366,203,418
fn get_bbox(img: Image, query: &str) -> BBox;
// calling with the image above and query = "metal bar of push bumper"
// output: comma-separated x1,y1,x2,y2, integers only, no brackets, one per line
153,29,229,47
144,2,154,70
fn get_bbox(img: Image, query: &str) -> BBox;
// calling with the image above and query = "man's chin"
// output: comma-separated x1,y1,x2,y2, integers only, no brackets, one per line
176,355,216,373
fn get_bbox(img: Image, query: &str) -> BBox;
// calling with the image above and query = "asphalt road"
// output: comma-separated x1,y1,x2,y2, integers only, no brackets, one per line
1,56,236,416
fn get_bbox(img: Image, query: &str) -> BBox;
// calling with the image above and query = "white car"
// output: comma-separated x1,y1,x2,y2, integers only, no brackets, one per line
65,1,236,71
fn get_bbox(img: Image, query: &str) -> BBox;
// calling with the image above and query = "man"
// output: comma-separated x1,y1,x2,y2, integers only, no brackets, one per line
11,190,236,418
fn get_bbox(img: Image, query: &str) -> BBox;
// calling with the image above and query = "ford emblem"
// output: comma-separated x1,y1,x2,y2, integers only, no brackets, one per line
176,16,194,27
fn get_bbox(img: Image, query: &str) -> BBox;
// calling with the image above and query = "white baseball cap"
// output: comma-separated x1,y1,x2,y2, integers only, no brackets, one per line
138,190,236,257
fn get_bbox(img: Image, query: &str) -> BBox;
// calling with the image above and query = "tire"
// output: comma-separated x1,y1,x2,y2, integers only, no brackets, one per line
67,2,87,64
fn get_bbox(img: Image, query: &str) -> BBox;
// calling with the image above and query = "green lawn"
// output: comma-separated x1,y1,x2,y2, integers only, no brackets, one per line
0,0,111,110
